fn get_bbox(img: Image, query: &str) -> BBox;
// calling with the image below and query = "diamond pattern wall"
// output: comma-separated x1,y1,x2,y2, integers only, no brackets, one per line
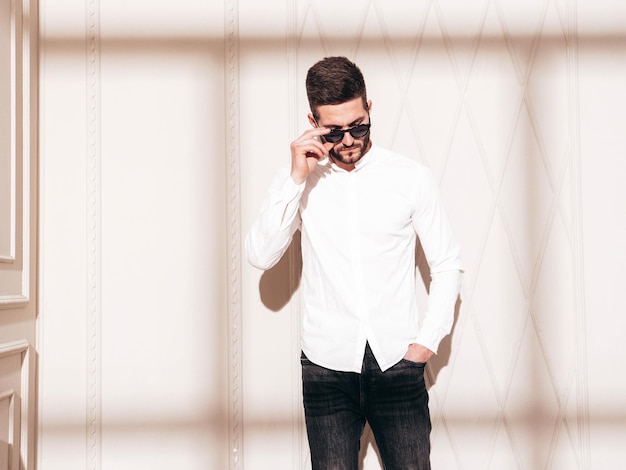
288,1,588,468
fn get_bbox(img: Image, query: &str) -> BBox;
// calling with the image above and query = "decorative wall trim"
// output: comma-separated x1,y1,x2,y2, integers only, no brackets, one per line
225,1,243,469
0,388,19,469
0,0,18,263
0,0,34,309
287,4,307,468
85,0,102,468
567,0,590,466
0,340,34,470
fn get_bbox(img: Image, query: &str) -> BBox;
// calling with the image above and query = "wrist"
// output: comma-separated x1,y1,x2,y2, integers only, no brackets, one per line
290,170,307,185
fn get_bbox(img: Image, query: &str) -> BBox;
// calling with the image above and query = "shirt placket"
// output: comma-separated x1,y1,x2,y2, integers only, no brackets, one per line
348,170,368,370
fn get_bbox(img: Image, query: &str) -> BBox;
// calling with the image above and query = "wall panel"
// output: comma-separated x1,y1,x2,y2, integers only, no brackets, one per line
0,0,37,468
238,0,622,469
36,0,626,469
38,1,228,469
0,341,34,470
0,0,36,311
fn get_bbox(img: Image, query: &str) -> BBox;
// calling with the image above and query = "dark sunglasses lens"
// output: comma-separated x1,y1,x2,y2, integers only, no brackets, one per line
350,124,370,138
324,130,344,143
324,123,370,143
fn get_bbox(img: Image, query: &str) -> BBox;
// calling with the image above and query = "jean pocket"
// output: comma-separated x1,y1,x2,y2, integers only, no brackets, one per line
400,358,426,368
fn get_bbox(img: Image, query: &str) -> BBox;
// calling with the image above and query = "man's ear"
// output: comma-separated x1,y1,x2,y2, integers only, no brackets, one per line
308,113,317,127
366,100,373,113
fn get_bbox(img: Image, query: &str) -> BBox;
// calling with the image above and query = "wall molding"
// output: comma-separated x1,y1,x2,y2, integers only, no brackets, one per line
287,4,307,468
0,340,34,469
0,0,19,263
225,1,243,469
567,0,590,466
85,0,102,468
0,0,35,309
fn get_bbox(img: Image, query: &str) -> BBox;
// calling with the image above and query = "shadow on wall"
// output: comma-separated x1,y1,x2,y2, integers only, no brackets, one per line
257,231,463,466
257,230,462,391
258,231,302,312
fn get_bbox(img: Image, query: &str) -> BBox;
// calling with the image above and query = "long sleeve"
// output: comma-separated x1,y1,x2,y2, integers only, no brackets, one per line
245,168,304,270
415,270,462,353
411,167,463,354
246,146,463,372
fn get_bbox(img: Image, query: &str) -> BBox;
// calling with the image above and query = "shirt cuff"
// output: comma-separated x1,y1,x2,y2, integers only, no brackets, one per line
415,326,448,355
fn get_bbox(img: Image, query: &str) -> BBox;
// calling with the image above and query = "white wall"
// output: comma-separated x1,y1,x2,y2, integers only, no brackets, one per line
0,0,38,466
38,0,229,468
36,0,626,469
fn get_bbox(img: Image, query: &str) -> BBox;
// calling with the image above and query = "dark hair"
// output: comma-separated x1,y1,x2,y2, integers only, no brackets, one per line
305,56,368,119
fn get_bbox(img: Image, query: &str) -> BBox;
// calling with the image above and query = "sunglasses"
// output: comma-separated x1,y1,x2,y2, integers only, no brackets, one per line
322,122,371,143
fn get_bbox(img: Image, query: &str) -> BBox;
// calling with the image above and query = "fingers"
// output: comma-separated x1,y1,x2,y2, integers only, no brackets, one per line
296,145,326,160
303,126,331,138
293,128,328,144
290,127,332,184
404,343,434,363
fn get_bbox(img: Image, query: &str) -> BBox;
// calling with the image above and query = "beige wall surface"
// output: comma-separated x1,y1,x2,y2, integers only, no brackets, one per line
38,0,229,468
0,0,38,466
36,0,625,469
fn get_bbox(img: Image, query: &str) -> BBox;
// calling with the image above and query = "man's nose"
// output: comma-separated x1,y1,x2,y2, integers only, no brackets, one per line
342,131,354,145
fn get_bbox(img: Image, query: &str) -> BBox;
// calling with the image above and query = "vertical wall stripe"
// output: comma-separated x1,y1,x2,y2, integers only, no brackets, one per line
225,0,243,468
86,0,102,468
567,0,590,467
286,1,305,468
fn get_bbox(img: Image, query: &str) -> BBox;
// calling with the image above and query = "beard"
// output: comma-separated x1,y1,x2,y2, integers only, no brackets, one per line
328,135,371,166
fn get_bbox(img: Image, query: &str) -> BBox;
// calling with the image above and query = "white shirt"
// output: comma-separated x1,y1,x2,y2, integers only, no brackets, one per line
246,145,463,372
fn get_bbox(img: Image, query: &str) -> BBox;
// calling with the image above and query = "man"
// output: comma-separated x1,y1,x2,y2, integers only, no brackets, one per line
246,56,463,470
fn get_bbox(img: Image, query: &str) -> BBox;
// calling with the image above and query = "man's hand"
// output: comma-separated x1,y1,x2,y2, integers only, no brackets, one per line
403,343,434,363
290,127,333,184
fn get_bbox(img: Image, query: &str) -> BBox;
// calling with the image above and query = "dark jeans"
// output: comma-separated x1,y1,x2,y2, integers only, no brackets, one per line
301,343,431,470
